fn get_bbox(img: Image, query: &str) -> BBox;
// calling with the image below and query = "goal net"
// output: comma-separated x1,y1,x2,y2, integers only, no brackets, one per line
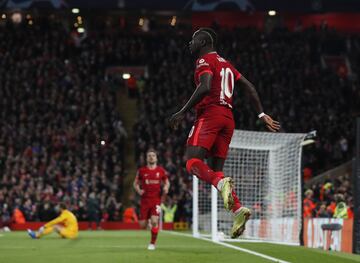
193,130,307,245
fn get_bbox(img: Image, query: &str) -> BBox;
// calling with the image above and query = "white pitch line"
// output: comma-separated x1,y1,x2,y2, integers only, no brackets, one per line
165,231,291,263
228,238,299,246
213,240,291,263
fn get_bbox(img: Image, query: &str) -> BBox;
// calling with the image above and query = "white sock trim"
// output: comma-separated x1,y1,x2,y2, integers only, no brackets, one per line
216,178,224,191
234,207,242,214
38,226,44,234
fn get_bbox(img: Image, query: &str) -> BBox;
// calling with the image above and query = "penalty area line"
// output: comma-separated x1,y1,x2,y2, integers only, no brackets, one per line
164,231,291,263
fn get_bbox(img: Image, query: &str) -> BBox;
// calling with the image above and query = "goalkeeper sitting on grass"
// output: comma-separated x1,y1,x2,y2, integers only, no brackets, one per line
27,203,78,239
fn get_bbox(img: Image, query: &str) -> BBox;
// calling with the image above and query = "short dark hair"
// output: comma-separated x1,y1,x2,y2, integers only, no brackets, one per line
198,27,217,47
59,203,67,210
146,148,157,155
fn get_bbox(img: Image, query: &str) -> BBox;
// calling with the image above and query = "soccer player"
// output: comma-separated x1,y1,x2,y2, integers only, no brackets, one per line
133,149,170,250
27,203,78,239
169,28,280,238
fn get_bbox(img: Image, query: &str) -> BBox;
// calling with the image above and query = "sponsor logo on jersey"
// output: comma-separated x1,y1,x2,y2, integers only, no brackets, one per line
145,179,160,185
196,63,209,69
197,58,209,68
156,172,159,178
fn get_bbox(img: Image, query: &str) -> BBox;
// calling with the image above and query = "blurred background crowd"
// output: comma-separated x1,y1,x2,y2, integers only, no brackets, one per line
0,16,359,227
0,20,126,227
304,173,353,219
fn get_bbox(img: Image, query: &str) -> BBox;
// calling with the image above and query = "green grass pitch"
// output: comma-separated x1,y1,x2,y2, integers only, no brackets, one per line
0,230,360,263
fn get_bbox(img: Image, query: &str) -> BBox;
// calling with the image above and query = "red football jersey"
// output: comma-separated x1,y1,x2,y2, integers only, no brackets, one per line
194,51,241,113
137,166,168,200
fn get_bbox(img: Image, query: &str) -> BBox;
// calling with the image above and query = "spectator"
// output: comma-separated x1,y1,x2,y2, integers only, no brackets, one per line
87,192,101,229
316,204,331,218
303,190,316,218
106,192,122,221
0,204,11,229
333,194,348,219
161,198,178,223
12,207,25,224
123,204,138,223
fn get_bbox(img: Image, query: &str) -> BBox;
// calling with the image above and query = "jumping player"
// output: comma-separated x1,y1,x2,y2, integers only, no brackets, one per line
133,149,170,250
169,28,280,238
27,203,78,239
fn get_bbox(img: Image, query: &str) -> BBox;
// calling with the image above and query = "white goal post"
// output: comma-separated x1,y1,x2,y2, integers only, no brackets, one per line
193,130,307,245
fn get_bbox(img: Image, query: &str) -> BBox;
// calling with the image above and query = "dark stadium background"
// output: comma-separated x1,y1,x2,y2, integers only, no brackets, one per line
0,0,360,255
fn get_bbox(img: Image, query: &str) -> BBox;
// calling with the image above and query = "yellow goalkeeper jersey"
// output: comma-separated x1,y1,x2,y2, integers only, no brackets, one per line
45,209,78,233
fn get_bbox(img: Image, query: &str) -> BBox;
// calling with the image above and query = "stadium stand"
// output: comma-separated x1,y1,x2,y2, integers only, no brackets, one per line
304,172,353,219
0,18,359,225
0,21,126,225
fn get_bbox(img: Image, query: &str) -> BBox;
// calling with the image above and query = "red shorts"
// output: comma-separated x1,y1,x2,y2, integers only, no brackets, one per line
187,105,234,159
139,199,161,220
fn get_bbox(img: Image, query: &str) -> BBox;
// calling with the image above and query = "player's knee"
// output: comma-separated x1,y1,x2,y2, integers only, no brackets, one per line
151,220,158,228
186,158,201,173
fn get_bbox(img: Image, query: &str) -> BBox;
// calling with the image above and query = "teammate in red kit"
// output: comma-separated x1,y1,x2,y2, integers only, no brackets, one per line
133,149,170,250
169,28,280,238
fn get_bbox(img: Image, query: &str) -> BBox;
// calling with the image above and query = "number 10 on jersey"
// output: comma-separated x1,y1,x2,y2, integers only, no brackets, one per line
220,67,234,100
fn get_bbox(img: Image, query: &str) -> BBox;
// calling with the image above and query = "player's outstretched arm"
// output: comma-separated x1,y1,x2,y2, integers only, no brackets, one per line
238,76,280,132
169,73,212,130
44,213,65,228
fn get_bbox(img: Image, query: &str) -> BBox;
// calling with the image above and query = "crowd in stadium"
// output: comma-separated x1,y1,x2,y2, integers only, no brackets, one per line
304,172,353,218
0,20,126,226
1,17,359,225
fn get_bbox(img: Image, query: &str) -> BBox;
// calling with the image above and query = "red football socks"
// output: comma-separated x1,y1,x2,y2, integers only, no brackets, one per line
231,190,242,212
150,227,159,244
187,158,241,213
214,170,241,212
186,158,222,187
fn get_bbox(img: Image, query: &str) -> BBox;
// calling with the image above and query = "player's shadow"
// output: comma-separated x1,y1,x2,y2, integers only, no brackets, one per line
61,236,82,247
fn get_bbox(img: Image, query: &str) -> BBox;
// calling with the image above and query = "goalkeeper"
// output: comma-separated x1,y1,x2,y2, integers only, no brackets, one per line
27,203,78,239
